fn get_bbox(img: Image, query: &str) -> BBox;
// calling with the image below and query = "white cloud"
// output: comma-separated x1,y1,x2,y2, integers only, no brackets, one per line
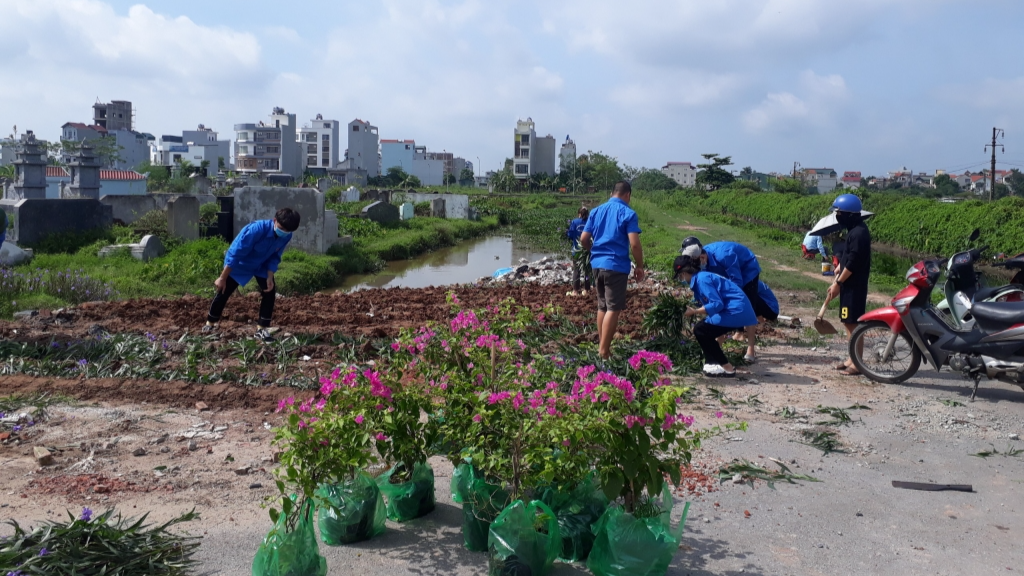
743,70,848,133
609,72,743,112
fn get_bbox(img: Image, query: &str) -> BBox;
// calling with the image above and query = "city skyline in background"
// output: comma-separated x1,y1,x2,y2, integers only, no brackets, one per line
2,0,1024,177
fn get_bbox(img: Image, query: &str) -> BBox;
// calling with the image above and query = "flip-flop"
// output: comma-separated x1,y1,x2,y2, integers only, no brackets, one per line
743,354,756,364
834,363,849,371
840,367,861,376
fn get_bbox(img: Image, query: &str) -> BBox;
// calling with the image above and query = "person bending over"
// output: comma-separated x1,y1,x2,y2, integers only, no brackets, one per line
204,207,301,343
674,254,757,378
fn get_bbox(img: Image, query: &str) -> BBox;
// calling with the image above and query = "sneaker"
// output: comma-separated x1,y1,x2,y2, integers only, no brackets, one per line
254,328,276,344
201,322,217,334
703,364,736,378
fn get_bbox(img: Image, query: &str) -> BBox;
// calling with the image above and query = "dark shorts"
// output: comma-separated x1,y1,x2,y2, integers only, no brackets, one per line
595,269,628,312
741,277,778,322
839,282,868,325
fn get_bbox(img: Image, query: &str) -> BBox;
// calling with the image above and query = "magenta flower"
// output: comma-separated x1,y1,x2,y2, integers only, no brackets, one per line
472,414,482,423
715,411,723,419
355,414,364,424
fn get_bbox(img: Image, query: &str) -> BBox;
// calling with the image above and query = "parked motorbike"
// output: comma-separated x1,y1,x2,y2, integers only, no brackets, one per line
936,229,1024,329
849,257,1024,400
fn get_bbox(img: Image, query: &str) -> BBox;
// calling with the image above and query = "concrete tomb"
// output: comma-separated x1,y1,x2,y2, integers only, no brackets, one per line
166,196,200,241
362,201,400,224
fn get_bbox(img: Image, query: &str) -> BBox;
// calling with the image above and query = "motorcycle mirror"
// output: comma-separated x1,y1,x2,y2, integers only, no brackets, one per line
969,228,980,242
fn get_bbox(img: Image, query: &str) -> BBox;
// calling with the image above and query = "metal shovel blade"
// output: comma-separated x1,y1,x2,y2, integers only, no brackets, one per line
813,297,838,335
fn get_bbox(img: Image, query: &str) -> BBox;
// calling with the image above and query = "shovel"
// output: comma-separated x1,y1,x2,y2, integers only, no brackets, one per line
813,292,838,335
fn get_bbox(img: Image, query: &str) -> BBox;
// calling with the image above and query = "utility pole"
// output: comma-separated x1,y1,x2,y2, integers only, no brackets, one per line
985,127,1005,201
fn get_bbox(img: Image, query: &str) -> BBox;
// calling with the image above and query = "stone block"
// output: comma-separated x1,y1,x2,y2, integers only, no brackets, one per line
4,198,112,246
98,234,164,262
361,201,400,224
431,198,446,218
341,187,360,202
233,187,326,254
468,206,480,221
34,446,53,466
324,210,339,247
400,202,415,221
400,193,469,219
0,241,32,266
167,196,200,240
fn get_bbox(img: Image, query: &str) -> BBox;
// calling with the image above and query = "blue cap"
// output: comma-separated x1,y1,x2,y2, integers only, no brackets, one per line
832,194,862,213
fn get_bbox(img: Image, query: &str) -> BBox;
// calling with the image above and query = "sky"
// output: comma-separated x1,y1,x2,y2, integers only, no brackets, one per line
2,0,1024,177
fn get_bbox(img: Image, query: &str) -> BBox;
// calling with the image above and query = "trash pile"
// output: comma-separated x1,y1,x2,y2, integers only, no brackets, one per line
481,256,574,286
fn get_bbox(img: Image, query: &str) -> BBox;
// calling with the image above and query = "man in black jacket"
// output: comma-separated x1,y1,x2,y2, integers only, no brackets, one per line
826,194,871,376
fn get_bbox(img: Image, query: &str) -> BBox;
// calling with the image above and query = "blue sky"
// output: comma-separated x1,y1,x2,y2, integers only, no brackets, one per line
2,0,1024,176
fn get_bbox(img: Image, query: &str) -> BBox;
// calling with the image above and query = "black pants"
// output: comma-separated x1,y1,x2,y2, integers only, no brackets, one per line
208,276,275,328
741,275,778,321
571,256,591,291
694,320,735,366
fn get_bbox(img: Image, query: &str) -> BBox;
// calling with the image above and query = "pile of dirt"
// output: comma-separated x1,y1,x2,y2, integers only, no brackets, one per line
2,284,660,340
675,461,720,498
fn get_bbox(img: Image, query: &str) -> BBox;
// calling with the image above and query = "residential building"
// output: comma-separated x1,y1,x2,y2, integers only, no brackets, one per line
93,100,134,131
0,137,15,166
297,114,340,172
60,122,149,170
559,136,576,172
661,162,697,187
452,157,473,181
512,118,555,179
380,139,416,174
840,171,862,189
802,168,838,193
151,124,231,176
411,146,444,186
234,107,300,178
345,119,379,177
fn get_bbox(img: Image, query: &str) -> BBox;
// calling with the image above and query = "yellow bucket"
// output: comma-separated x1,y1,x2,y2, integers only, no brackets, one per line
822,261,834,273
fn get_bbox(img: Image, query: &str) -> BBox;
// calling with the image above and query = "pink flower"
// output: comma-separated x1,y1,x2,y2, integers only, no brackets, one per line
315,399,326,411
628,350,674,373
562,439,571,446
375,433,388,441
390,342,401,351
715,411,723,419
355,414,364,424
472,414,482,423
488,391,511,405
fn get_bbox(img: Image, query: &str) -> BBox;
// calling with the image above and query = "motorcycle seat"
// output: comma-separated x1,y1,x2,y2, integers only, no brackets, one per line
971,300,1024,331
974,284,1024,302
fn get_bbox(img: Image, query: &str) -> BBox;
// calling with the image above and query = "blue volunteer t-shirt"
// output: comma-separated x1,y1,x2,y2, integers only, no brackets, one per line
223,220,293,286
704,241,761,287
583,197,641,274
566,217,587,252
690,271,757,328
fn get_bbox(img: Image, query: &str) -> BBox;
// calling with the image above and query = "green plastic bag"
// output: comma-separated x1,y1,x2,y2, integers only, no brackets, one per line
487,500,561,576
316,471,387,546
451,463,510,552
376,461,436,522
586,484,690,576
537,473,609,562
252,499,327,576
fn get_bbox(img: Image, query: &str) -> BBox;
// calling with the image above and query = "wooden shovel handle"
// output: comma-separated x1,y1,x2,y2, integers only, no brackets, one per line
817,292,834,320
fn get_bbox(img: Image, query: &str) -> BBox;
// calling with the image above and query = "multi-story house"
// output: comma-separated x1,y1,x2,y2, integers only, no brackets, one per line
661,162,697,187
802,168,838,193
840,171,862,189
151,124,231,176
559,137,576,172
513,118,556,179
345,119,379,177
235,107,300,178
93,100,134,131
380,139,415,174
60,122,149,170
297,114,340,172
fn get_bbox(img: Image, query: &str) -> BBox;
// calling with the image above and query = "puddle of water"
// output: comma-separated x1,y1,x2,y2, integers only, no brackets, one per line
337,235,553,292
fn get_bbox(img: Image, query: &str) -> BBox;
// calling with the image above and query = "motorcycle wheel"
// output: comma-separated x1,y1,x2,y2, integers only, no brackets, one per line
849,321,922,384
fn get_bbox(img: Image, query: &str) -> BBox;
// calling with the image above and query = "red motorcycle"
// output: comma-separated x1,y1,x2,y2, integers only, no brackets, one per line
850,258,1024,400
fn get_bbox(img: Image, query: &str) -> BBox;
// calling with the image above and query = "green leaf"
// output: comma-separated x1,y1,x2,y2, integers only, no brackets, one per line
603,472,625,501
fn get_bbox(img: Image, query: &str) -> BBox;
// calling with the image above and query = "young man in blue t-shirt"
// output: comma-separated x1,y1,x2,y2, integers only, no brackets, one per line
579,181,644,359
203,207,301,343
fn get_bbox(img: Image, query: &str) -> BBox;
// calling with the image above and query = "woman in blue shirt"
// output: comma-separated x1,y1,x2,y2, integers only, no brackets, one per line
204,207,300,343
674,254,757,378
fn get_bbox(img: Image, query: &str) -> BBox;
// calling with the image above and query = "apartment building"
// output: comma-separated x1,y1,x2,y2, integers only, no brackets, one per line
297,114,340,171
345,119,379,177
559,136,576,172
60,121,150,170
513,118,557,179
234,107,300,178
93,100,134,131
151,124,231,176
661,162,696,187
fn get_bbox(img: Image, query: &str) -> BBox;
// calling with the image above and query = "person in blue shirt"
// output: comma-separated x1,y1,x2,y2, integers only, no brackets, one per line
674,254,756,378
203,208,301,343
580,181,644,359
802,231,829,261
680,237,770,363
757,280,780,319
565,206,591,296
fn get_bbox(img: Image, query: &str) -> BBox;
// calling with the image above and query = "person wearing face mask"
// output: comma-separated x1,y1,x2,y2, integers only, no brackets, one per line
204,207,301,343
826,194,871,376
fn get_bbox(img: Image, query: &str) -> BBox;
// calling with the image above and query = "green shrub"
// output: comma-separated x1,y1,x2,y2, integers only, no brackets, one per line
25,227,115,254
273,251,339,294
199,202,219,226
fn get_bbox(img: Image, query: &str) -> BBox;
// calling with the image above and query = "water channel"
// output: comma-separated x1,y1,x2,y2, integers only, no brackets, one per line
337,235,553,292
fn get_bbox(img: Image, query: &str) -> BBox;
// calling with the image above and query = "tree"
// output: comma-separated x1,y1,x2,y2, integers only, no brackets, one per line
200,160,211,177
56,137,124,168
136,160,170,190
1006,169,1024,196
0,165,14,179
738,166,754,180
727,180,761,193
630,168,678,191
405,174,422,188
993,183,1012,199
933,174,960,197
587,151,624,191
771,177,804,194
218,156,226,171
490,168,517,193
695,153,734,190
443,173,456,186
621,164,642,181
459,168,475,185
